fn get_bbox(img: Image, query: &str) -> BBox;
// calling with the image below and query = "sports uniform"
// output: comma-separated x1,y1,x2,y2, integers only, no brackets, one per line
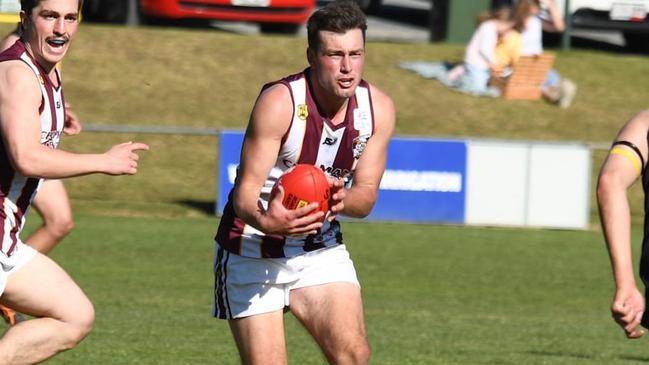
214,68,375,319
636,142,649,328
0,40,66,294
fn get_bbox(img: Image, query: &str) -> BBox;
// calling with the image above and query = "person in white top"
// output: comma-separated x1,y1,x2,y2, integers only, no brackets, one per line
459,9,518,95
400,4,534,97
520,0,577,108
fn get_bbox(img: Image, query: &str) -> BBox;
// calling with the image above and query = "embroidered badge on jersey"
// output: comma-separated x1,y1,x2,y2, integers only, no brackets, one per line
297,104,308,120
352,108,371,159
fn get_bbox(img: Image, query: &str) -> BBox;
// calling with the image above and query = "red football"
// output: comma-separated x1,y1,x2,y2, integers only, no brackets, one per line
270,164,330,218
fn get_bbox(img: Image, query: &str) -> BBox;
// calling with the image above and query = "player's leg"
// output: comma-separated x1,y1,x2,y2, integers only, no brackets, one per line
0,252,94,364
290,283,370,365
214,246,290,365
288,245,370,365
26,179,74,254
228,311,288,365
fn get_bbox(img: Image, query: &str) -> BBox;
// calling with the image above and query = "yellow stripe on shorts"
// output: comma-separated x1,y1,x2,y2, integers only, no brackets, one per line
611,146,642,176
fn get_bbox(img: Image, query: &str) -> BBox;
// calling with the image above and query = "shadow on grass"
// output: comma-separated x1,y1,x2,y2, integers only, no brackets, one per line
177,199,217,216
528,351,649,363
527,350,595,360
618,355,649,363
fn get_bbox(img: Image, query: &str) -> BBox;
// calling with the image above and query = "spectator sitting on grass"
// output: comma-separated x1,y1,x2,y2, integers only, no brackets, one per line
521,0,577,108
400,5,527,97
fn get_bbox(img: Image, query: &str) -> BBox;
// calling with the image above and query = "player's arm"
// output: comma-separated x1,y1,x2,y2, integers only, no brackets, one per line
597,110,649,339
232,84,324,236
340,84,395,218
0,62,148,178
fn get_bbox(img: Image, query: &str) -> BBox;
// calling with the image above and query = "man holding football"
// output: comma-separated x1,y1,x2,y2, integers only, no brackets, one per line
213,1,395,363
598,109,649,339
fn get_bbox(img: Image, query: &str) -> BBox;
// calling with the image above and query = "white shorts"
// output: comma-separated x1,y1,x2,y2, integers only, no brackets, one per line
213,244,359,319
0,240,38,296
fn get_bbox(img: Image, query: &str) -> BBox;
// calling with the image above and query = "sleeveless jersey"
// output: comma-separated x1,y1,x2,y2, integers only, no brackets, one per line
216,68,375,258
640,137,649,327
0,40,66,257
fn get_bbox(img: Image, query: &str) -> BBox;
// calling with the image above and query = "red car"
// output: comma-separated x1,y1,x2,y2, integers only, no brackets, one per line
83,0,315,33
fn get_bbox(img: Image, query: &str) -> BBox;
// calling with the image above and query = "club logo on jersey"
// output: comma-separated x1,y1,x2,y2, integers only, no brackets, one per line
41,130,61,149
56,101,61,109
297,104,308,120
38,75,45,85
352,135,370,159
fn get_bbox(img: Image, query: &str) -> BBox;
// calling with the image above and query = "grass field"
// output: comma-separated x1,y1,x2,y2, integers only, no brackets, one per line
6,215,647,365
0,19,649,364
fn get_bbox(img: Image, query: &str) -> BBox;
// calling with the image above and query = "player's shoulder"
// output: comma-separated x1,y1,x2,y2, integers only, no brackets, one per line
614,109,649,145
257,81,292,106
0,60,42,99
250,81,294,134
633,109,649,122
623,109,649,131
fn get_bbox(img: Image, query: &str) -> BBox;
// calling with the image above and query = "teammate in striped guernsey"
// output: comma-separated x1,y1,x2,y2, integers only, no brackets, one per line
213,1,395,363
0,24,82,326
0,0,148,363
598,109,649,340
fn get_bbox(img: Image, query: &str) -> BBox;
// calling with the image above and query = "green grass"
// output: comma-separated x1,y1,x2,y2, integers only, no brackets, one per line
6,215,647,365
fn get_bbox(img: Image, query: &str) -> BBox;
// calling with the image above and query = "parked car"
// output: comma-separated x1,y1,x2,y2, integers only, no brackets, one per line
555,0,649,51
82,0,315,33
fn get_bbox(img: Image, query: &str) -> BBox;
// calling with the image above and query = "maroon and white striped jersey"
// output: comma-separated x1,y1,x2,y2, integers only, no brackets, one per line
216,68,375,258
0,40,66,257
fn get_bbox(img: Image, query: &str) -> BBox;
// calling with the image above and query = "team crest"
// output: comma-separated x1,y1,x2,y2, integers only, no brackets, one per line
38,75,45,85
352,135,370,159
297,104,308,120
40,130,61,149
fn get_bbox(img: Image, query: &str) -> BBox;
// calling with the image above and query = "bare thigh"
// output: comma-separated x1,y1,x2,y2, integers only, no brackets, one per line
31,180,72,225
228,310,287,365
289,283,368,361
0,253,93,323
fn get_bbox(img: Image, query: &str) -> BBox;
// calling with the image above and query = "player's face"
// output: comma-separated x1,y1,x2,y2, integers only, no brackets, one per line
309,29,365,100
21,0,80,70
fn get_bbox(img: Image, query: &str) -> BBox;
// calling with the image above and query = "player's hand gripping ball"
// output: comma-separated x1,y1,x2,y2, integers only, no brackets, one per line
270,164,330,219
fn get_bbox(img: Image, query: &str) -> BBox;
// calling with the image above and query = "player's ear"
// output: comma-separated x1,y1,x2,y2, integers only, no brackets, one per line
19,11,30,39
306,47,316,66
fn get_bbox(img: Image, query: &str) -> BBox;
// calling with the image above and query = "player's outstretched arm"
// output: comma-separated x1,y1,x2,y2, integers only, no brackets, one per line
341,84,395,218
232,84,323,236
0,62,149,178
597,110,649,338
